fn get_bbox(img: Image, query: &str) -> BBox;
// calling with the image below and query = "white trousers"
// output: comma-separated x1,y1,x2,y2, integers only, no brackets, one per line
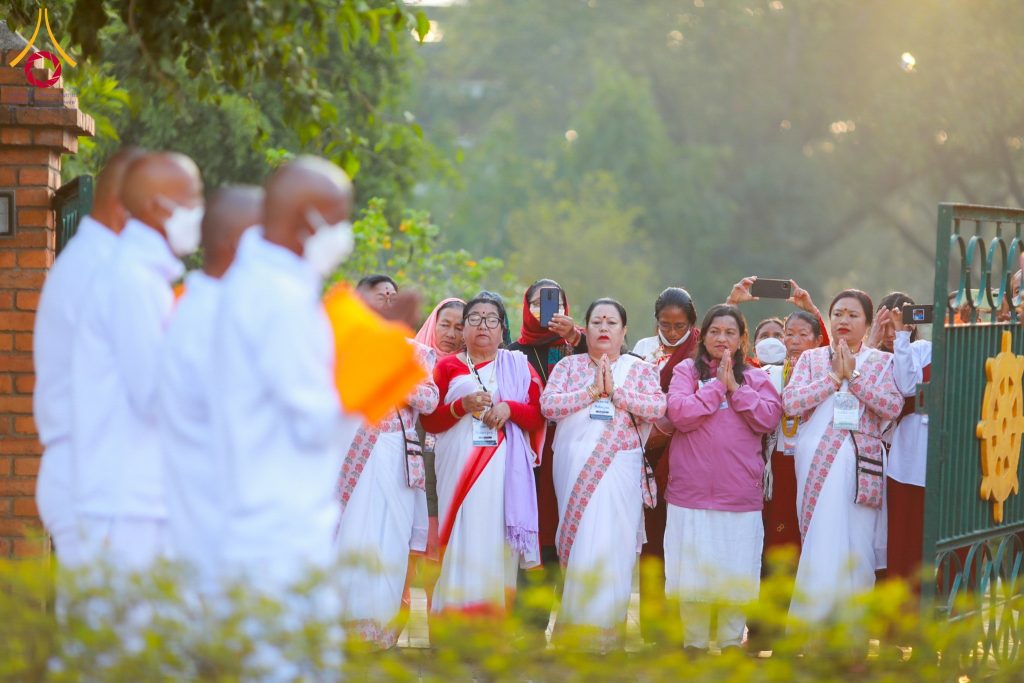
680,602,747,649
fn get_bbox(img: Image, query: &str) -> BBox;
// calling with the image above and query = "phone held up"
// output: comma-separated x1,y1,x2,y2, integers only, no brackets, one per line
539,287,561,327
749,278,792,300
901,304,934,325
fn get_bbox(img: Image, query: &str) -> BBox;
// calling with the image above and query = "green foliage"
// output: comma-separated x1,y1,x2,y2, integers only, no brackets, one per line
506,172,657,334
336,198,520,321
1,551,1022,682
7,0,444,215
411,0,1024,315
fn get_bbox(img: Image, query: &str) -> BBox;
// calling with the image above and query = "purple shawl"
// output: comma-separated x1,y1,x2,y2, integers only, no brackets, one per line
493,349,540,559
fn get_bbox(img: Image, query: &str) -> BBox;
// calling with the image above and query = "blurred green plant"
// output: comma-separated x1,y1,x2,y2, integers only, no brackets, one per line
336,197,521,323
2,546,1021,682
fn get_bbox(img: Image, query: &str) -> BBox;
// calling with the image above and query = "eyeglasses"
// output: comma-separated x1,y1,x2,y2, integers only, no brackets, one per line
466,315,502,329
657,322,689,333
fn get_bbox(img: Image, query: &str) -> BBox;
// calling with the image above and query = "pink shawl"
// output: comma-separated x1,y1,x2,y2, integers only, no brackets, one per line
415,297,466,358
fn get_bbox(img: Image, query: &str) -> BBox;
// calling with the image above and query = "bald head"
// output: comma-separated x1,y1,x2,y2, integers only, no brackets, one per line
263,156,353,256
201,185,263,278
121,152,203,237
91,146,146,233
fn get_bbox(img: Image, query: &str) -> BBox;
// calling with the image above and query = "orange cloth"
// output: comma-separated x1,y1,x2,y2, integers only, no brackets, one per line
322,282,425,425
172,282,186,300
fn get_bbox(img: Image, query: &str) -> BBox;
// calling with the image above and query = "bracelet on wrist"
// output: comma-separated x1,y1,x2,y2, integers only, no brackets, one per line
450,401,464,419
827,371,842,388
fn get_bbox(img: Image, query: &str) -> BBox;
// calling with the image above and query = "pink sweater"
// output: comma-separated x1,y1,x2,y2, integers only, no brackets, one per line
665,358,783,512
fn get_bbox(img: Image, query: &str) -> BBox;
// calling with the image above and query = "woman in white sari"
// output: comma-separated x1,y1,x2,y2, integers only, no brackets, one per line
420,296,546,615
784,289,903,625
541,298,666,647
335,342,438,648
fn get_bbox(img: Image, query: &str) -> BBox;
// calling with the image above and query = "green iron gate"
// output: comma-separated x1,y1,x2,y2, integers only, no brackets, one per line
53,175,93,256
922,203,1024,667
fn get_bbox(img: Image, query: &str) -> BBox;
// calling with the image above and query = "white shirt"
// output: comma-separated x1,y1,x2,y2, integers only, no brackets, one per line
210,229,359,584
71,219,184,518
634,330,692,369
886,332,932,486
157,271,223,579
633,336,661,365
34,216,119,447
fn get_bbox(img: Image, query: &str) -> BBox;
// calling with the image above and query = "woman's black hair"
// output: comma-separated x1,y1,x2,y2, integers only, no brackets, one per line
584,298,629,354
654,287,697,326
829,289,875,325
356,274,398,291
878,291,918,342
694,304,748,385
525,278,567,308
753,317,785,341
465,292,510,346
437,300,465,317
784,310,823,338
584,298,628,326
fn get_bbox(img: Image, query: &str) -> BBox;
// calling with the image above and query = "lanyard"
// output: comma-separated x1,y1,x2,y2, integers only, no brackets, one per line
466,352,496,392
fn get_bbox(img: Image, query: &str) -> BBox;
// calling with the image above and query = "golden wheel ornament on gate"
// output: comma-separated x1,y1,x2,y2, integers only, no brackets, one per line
976,331,1024,523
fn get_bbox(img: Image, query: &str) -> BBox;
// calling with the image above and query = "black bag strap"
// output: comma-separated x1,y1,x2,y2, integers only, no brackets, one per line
397,408,409,450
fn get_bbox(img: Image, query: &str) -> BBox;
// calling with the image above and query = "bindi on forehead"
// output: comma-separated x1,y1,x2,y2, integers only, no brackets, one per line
468,304,499,317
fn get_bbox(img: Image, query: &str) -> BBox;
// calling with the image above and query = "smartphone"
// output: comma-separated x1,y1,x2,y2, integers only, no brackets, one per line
749,278,792,300
902,304,934,324
539,287,560,327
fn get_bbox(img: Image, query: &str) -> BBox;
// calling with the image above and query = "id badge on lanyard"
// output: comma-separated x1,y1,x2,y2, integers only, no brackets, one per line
472,418,499,446
699,378,729,410
590,397,614,421
782,417,798,456
833,385,860,430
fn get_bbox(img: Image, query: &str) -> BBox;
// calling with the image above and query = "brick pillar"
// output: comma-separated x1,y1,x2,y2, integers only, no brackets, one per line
0,21,94,558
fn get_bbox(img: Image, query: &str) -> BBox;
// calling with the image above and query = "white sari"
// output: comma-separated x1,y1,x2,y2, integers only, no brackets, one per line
552,355,648,631
336,429,427,646
789,390,882,624
432,371,522,613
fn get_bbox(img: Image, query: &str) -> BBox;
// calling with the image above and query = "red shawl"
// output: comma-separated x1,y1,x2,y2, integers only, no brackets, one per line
517,290,566,347
659,330,700,393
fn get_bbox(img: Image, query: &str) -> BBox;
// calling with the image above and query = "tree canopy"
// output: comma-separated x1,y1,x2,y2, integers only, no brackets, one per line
411,0,1024,327
9,0,442,218
10,0,1024,330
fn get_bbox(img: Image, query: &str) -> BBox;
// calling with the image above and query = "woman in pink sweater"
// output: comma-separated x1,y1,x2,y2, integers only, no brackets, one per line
664,304,783,654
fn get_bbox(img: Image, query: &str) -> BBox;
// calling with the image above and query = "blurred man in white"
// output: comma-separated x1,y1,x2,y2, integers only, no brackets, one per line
211,156,359,594
157,185,262,593
70,152,203,569
33,147,144,564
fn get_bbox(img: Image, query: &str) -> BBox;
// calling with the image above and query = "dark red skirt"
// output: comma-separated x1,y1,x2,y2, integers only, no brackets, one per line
763,450,801,551
886,476,925,585
536,427,559,548
641,450,670,558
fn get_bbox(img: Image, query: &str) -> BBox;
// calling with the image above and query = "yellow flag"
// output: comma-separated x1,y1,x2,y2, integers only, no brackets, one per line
323,283,426,425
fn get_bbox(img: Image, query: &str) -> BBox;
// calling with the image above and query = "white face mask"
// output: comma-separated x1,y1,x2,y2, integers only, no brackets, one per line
658,328,690,348
303,208,354,278
157,197,203,256
755,337,787,365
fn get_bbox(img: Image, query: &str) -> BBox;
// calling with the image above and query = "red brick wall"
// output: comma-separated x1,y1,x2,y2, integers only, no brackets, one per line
0,47,94,558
